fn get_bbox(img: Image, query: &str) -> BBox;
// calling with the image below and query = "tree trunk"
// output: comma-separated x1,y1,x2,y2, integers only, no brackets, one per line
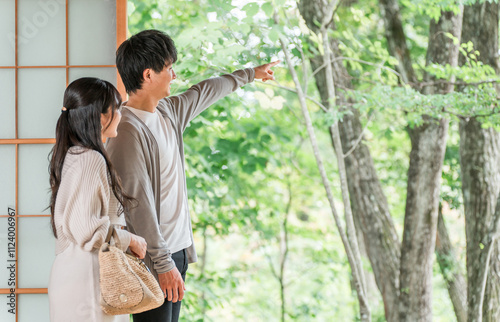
482,220,500,322
356,225,382,305
279,179,292,322
398,9,461,321
398,117,448,321
459,3,500,321
460,119,500,322
279,35,371,320
321,7,369,305
377,0,417,84
298,2,401,321
378,0,464,319
436,206,468,322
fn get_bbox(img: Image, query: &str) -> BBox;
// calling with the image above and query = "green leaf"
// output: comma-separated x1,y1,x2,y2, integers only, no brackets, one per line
242,3,259,17
291,48,301,57
260,134,272,143
269,29,280,42
261,2,274,16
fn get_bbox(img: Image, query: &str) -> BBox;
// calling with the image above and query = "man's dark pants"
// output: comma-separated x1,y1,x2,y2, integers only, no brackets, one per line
133,249,188,322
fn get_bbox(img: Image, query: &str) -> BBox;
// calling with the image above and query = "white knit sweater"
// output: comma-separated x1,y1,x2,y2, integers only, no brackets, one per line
53,146,130,254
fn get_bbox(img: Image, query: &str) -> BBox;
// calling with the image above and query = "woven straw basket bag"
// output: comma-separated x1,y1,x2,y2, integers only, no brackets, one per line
99,226,164,315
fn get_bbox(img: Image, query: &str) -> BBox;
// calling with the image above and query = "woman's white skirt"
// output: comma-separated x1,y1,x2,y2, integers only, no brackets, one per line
48,243,129,322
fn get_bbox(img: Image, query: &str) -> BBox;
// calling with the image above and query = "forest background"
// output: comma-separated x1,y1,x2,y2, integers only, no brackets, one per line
127,0,500,321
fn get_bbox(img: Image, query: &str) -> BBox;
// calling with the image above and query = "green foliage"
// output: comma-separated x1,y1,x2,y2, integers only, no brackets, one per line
400,0,461,21
126,0,490,320
349,83,500,128
127,1,357,320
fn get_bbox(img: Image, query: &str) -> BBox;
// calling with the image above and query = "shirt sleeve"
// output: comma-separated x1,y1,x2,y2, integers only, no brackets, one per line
60,152,111,252
107,195,132,252
106,128,176,273
113,229,132,252
163,68,255,132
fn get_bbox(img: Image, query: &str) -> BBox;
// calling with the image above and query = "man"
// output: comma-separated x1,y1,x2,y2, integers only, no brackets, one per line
106,29,279,321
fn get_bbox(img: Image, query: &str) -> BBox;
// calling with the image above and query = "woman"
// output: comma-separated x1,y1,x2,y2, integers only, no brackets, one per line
48,77,147,322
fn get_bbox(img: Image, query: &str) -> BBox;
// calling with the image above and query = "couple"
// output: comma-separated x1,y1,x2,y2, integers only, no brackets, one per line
47,29,279,322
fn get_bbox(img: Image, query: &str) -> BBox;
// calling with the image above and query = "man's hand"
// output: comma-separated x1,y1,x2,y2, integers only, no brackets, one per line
158,268,185,303
254,61,280,82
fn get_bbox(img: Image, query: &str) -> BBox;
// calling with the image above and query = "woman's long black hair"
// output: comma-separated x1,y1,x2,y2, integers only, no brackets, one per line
49,77,133,238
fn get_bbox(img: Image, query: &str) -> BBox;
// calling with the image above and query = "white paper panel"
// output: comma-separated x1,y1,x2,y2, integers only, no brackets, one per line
69,67,117,87
0,0,16,66
18,68,65,138
68,0,116,65
18,144,53,216
0,145,15,214
18,0,66,66
0,217,16,289
0,293,16,322
0,69,16,138
18,217,55,288
18,294,50,322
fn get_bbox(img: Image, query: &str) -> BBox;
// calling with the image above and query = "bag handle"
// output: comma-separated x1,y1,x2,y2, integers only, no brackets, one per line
104,225,123,249
104,225,115,244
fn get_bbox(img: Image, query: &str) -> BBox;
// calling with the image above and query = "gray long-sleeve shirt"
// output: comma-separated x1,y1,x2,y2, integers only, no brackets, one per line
106,68,255,275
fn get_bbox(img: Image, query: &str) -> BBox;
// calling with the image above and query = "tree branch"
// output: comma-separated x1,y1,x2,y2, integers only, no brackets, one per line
277,6,371,319
256,81,329,113
435,205,467,322
343,113,375,158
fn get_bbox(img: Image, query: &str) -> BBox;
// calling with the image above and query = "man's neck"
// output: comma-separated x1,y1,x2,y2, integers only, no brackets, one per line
126,92,160,113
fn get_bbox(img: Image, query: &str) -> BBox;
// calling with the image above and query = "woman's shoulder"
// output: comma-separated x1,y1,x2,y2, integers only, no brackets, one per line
56,147,110,209
65,147,107,176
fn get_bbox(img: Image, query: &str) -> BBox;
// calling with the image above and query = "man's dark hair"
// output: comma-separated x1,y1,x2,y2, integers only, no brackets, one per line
116,29,177,94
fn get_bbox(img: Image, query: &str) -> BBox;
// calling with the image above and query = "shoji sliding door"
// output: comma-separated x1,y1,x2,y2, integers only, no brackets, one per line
0,1,127,320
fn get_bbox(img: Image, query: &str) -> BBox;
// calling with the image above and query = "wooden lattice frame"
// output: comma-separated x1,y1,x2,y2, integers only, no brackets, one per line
0,1,127,321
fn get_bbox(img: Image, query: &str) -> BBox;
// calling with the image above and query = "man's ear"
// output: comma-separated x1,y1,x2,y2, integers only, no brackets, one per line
143,68,152,83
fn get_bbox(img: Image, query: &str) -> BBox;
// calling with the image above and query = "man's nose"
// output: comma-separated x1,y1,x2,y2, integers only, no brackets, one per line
172,70,177,79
